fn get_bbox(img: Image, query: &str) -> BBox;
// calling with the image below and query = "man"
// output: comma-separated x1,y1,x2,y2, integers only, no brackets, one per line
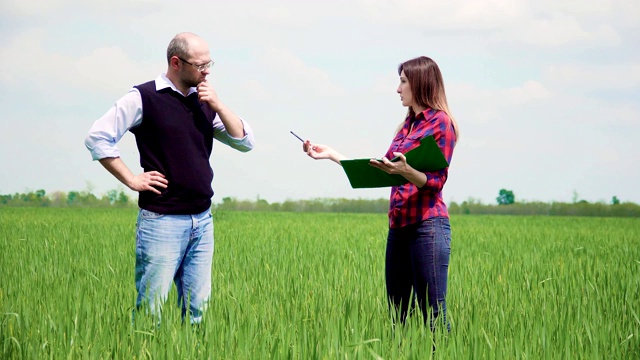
85,32,255,324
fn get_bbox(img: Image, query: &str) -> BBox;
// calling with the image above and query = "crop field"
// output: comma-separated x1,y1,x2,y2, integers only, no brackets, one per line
1,208,639,359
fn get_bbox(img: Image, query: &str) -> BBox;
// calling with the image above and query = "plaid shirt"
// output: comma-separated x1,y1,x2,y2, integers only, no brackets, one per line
384,108,456,228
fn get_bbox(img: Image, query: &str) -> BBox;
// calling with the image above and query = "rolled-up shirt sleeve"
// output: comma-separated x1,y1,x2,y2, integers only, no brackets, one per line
84,89,143,160
419,112,456,190
422,168,449,193
212,116,255,152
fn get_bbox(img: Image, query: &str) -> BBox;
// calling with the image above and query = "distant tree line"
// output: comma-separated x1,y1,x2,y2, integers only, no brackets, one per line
449,198,640,217
215,196,389,213
1,189,638,217
0,189,133,208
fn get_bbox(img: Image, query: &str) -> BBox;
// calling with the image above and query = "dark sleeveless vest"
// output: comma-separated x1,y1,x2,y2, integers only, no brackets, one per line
131,81,217,214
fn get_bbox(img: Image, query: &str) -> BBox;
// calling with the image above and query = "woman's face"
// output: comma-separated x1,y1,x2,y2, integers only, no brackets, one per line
397,70,414,108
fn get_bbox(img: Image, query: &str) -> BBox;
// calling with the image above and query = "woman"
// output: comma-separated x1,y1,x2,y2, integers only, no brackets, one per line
302,56,458,331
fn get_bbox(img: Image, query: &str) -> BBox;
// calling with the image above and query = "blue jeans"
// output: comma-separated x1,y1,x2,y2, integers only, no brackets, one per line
134,208,214,324
386,217,451,331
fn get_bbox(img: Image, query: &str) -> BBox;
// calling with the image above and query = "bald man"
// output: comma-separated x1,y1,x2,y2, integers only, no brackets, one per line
85,32,255,324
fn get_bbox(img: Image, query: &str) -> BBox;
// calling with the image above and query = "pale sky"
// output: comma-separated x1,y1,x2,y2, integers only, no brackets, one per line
1,0,638,205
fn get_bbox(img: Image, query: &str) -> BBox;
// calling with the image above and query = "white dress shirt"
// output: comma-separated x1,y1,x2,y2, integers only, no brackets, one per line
85,73,255,160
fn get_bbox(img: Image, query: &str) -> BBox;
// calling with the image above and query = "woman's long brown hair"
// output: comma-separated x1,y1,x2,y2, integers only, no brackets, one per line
396,56,459,141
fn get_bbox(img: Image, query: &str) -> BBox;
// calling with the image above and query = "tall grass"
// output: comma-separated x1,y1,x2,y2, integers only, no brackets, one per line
1,208,638,359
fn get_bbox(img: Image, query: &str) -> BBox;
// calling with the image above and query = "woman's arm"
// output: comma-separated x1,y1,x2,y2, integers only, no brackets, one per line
303,140,348,166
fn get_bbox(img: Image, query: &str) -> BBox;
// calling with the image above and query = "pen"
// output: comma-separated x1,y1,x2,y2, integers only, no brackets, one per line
290,131,304,142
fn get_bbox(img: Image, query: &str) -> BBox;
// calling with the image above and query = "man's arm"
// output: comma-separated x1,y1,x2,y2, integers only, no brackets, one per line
211,102,245,139
197,80,245,138
85,89,143,160
85,88,168,193
99,157,167,194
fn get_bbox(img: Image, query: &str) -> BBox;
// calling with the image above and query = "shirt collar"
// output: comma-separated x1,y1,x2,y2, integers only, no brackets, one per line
415,107,435,120
154,73,198,96
409,107,437,124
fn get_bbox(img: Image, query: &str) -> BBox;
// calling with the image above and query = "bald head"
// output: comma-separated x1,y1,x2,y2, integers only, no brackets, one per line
165,32,212,94
166,32,207,64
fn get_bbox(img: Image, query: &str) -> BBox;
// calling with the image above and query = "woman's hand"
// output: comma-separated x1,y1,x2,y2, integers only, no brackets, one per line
369,152,427,187
302,140,347,165
369,152,410,175
303,141,333,159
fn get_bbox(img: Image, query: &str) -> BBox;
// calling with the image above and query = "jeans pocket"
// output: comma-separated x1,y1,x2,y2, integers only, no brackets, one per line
415,219,436,244
140,209,164,220
438,218,452,250
443,232,451,251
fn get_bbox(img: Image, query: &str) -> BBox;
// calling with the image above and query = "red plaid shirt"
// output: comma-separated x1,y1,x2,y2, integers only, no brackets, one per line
384,108,456,228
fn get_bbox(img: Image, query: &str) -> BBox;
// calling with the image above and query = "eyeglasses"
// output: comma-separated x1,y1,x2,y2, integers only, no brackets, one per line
177,57,214,72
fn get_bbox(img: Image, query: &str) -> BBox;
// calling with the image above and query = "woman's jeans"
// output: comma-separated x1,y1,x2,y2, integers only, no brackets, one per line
134,208,214,324
386,217,451,331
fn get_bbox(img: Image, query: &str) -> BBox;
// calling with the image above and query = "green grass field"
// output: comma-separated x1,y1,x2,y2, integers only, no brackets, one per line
1,208,639,359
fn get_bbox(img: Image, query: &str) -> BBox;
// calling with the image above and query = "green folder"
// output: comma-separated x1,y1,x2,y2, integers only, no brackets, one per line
339,135,449,189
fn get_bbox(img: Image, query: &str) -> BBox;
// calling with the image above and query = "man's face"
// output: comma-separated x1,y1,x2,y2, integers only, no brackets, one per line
178,55,212,88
